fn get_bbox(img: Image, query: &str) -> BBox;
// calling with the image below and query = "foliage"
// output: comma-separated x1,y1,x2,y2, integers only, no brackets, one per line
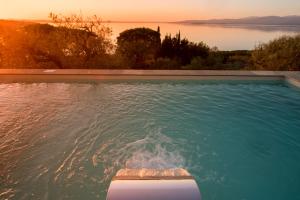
252,35,300,70
152,57,181,69
183,50,252,70
0,36,3,66
1,18,299,71
0,14,113,68
23,24,66,68
0,21,35,68
49,13,111,38
116,28,161,68
49,13,113,67
160,32,210,65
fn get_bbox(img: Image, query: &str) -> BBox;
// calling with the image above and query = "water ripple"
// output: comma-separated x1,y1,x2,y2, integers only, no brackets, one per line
0,81,300,200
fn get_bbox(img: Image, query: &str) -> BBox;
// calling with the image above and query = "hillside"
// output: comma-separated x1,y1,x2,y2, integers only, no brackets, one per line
179,16,300,25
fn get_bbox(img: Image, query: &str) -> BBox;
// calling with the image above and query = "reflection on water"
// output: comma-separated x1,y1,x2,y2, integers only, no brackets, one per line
198,24,300,32
106,22,300,50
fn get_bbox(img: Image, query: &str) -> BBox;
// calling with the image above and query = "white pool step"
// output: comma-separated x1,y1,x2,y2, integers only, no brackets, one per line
106,168,201,200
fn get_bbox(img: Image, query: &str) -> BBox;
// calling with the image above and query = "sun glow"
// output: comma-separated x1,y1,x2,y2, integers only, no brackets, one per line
0,0,299,21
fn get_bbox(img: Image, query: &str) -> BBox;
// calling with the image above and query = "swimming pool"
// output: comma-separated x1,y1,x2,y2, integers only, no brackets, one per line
1,80,300,200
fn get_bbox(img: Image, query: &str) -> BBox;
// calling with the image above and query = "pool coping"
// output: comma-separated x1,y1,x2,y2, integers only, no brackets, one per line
0,69,300,87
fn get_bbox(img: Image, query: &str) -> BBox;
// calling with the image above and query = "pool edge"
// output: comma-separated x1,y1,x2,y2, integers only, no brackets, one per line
0,69,300,88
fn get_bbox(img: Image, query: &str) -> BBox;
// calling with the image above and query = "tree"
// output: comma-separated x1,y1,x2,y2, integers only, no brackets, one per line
0,20,38,68
0,35,3,67
23,24,65,68
18,13,114,68
252,35,300,70
116,28,161,68
52,13,113,67
160,32,210,65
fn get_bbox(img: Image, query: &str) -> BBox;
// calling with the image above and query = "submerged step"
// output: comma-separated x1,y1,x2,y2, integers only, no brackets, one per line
107,168,201,200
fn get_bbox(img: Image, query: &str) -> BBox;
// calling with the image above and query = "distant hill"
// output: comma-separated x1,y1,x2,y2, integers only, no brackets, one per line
179,16,300,26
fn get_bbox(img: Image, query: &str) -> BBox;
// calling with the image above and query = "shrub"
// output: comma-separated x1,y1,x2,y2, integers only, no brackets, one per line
252,35,300,70
183,50,252,70
153,57,181,69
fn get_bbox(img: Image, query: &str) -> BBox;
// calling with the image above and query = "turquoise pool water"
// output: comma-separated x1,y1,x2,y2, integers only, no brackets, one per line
0,80,300,200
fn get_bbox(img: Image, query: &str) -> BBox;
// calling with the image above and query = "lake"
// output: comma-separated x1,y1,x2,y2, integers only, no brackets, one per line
105,22,300,50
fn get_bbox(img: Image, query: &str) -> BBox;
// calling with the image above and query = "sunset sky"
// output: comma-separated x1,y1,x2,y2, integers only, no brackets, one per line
0,0,299,21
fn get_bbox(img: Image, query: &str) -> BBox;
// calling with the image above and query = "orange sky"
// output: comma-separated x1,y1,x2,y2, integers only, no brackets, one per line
0,0,299,21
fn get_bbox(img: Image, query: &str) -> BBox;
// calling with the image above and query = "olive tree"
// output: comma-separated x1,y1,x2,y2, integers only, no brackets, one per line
21,13,113,68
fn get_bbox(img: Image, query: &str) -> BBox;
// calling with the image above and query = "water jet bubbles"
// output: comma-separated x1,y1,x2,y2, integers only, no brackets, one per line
124,129,185,169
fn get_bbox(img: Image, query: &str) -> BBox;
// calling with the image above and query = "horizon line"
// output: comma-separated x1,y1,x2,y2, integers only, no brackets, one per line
1,14,299,24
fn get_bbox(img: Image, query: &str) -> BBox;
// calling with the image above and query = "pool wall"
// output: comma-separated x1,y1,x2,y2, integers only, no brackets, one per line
0,69,300,87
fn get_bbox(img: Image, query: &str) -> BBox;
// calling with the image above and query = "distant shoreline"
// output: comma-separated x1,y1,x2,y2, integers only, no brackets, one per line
1,15,300,26
171,22,300,27
175,22,300,27
177,16,300,26
2,19,300,28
